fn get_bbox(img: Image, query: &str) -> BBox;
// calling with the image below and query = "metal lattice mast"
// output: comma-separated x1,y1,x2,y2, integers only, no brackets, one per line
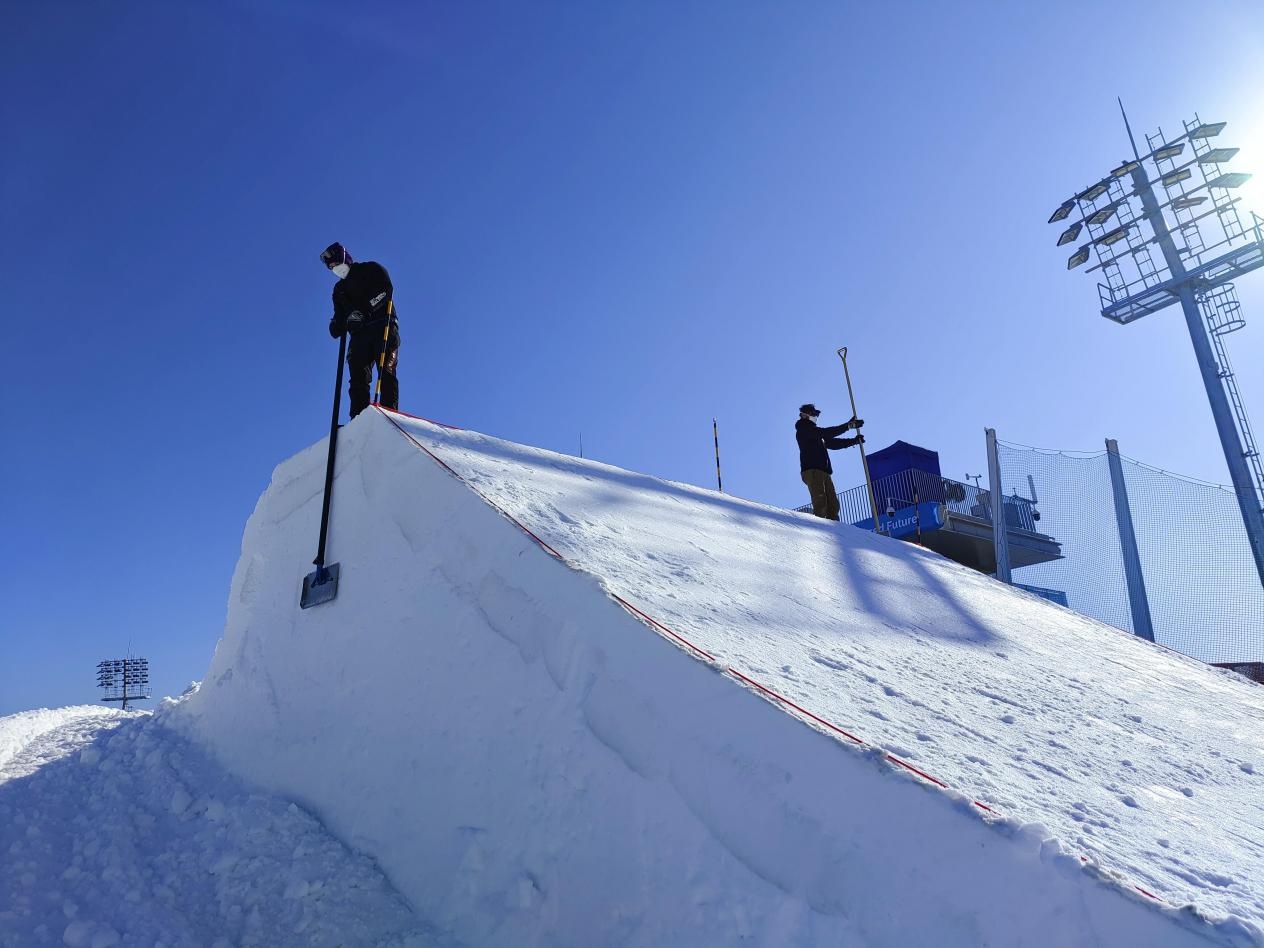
1048,106,1264,590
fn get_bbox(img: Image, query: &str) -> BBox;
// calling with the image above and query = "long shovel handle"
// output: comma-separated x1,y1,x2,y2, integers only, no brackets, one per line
837,347,882,533
314,330,348,569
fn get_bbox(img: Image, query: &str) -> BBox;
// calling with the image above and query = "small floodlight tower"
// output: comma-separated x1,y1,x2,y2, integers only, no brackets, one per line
1050,104,1264,590
96,657,151,710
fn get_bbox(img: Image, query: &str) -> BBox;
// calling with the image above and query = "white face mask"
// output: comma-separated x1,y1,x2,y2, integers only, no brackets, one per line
331,262,350,279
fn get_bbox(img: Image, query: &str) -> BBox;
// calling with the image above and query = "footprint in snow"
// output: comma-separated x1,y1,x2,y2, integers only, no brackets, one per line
810,655,849,672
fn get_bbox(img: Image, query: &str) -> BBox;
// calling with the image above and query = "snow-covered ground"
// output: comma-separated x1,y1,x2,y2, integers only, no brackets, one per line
0,704,446,947
162,407,1264,947
405,412,1264,915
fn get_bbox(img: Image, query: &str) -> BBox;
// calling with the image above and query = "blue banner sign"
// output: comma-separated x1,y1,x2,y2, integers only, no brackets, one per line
853,501,944,539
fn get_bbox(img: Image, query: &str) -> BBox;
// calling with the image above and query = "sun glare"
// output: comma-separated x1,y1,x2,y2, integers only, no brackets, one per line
1234,115,1264,220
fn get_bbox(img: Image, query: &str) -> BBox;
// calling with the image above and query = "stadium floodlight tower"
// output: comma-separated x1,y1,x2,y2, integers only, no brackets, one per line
1050,103,1264,591
96,657,151,711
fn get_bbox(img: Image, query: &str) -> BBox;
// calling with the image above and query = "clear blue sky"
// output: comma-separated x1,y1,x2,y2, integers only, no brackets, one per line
3,0,1263,715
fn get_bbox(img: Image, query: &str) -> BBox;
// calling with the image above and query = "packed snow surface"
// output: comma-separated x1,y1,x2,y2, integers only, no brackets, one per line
413,416,1264,905
167,407,1264,947
0,705,444,947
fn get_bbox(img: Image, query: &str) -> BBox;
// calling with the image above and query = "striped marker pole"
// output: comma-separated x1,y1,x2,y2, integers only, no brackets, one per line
713,418,723,492
373,300,395,406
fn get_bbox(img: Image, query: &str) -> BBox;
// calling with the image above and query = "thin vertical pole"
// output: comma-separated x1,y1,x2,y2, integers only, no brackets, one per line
1105,439,1155,641
372,300,395,406
314,332,348,572
986,428,1011,583
913,486,922,545
713,419,723,492
837,347,881,531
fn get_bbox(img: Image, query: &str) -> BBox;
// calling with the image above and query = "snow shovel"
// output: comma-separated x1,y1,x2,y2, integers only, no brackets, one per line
301,329,348,609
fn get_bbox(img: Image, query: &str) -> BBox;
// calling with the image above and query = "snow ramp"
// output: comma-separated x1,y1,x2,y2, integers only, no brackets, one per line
172,406,1264,947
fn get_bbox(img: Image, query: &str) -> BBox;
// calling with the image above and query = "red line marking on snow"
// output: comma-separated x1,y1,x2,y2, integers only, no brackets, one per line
378,408,1173,907
610,594,718,663
884,755,950,789
724,668,866,746
377,407,565,560
375,405,463,430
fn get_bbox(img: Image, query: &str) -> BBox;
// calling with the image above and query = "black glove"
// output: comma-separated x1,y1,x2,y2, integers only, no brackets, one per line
842,434,864,448
850,417,865,430
328,316,343,338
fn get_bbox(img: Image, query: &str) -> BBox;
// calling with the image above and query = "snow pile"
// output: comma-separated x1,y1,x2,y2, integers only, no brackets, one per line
0,704,443,947
170,407,1264,947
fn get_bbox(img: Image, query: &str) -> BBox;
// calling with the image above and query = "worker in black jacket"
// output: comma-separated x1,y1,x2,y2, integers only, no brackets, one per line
321,241,400,418
796,404,863,520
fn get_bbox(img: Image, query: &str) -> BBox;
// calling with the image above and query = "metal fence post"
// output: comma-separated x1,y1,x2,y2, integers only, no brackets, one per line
986,428,1011,584
1105,438,1156,642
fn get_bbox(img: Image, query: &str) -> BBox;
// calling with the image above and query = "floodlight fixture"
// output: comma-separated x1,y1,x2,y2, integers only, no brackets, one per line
1206,171,1252,189
1054,105,1264,594
1067,244,1091,270
1096,225,1131,247
1078,181,1110,203
1171,195,1207,210
1199,147,1239,165
1057,222,1083,246
1189,121,1227,140
1049,200,1076,223
96,657,151,710
1086,204,1119,227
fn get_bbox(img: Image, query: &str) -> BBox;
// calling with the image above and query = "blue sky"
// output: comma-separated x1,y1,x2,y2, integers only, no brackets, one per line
3,0,1263,715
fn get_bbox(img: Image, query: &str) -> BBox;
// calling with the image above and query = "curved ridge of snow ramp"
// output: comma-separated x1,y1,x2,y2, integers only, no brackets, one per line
174,407,1263,947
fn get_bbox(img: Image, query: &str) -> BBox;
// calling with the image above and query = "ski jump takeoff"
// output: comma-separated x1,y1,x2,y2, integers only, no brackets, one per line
796,404,864,521
321,241,400,418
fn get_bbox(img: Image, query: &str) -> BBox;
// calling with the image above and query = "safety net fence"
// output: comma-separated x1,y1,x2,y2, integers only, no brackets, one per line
997,440,1264,665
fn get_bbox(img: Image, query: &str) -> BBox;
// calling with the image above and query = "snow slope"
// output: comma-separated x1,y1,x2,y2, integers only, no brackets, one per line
0,705,444,947
173,406,1264,947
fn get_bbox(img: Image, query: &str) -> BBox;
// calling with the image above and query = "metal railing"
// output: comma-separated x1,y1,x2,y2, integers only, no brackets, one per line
798,470,1039,531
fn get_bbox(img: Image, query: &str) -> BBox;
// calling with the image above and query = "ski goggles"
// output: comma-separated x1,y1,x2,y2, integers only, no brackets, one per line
320,242,348,269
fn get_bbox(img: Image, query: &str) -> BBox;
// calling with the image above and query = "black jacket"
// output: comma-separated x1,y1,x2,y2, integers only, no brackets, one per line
329,261,395,338
796,417,855,474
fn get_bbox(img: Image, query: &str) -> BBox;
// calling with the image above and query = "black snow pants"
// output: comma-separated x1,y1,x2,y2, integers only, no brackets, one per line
347,323,400,418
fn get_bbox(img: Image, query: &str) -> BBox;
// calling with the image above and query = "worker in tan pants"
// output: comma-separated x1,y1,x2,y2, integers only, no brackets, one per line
795,404,864,520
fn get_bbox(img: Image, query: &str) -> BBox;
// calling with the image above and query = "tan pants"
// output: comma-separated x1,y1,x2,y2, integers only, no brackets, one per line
802,469,840,521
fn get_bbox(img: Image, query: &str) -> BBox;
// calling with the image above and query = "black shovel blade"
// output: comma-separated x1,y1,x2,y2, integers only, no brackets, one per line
300,562,341,609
